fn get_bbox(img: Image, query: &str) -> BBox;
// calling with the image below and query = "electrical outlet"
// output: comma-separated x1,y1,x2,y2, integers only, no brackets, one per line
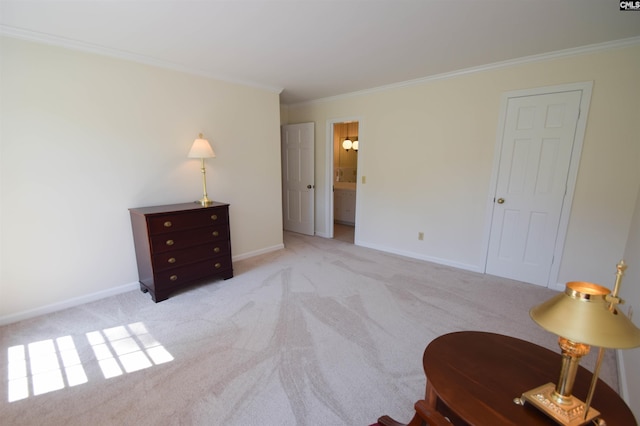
362,176,366,184
418,232,424,241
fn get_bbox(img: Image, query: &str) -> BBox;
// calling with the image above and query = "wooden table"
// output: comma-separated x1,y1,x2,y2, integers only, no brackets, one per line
423,331,637,425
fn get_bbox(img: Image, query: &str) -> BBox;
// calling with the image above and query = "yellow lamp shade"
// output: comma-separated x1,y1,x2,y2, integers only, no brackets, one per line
530,281,640,349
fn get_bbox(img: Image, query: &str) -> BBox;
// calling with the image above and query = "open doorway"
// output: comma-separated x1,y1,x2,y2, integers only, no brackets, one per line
332,121,358,243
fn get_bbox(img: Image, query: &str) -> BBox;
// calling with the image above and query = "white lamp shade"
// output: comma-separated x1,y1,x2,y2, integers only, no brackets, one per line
188,134,216,158
342,139,352,150
352,140,359,150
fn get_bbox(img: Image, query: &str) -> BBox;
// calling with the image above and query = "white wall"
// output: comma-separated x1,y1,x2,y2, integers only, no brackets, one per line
621,183,640,420
285,43,640,288
0,37,284,321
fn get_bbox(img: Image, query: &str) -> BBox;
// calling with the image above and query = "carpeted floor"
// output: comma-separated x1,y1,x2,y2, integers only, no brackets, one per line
0,231,619,425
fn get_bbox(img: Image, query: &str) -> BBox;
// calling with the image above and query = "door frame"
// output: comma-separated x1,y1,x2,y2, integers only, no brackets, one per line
481,82,593,290
325,116,363,241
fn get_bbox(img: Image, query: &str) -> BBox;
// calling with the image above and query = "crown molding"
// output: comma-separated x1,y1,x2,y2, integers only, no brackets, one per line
0,25,284,95
3,24,637,106
287,36,640,108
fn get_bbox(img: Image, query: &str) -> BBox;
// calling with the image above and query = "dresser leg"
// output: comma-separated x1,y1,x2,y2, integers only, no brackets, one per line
151,291,168,303
139,283,167,303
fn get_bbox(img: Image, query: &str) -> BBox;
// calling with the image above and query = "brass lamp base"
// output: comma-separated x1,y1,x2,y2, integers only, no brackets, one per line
521,383,600,426
196,197,214,207
194,157,214,207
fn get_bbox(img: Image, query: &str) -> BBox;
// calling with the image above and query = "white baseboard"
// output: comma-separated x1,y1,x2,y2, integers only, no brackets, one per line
0,281,140,326
549,281,566,292
356,240,483,273
616,349,631,404
232,243,284,261
0,244,285,326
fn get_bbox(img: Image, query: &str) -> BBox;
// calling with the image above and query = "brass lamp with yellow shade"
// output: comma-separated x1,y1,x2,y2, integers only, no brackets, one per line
518,261,640,426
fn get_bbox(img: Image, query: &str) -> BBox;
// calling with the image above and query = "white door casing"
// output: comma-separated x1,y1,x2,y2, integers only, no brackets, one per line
281,122,315,235
485,83,591,287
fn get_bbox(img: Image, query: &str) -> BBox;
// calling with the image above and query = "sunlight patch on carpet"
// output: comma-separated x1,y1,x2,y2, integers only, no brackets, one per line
7,322,173,402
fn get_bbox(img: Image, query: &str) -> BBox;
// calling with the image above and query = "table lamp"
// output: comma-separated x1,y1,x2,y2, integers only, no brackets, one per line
188,133,216,206
518,261,640,426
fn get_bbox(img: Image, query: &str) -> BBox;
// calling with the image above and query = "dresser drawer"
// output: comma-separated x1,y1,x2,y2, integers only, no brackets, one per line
154,256,232,287
148,208,228,235
150,225,229,253
152,242,230,272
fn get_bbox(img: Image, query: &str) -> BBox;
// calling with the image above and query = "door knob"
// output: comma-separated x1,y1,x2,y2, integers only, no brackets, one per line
497,198,505,204
307,184,313,189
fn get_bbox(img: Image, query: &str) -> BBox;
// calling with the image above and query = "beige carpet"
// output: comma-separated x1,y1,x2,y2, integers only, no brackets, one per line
0,231,619,425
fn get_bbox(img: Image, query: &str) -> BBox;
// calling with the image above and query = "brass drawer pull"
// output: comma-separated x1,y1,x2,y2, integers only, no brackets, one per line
212,231,219,237
214,247,220,253
211,214,218,221
170,275,178,281
168,257,176,264
166,239,174,246
214,262,222,269
163,221,172,228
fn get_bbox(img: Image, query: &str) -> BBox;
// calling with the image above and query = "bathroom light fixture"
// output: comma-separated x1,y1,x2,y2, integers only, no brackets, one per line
187,133,216,206
342,122,355,152
342,137,353,151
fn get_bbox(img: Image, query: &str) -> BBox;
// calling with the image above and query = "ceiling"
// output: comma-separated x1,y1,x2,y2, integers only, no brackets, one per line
1,1,639,105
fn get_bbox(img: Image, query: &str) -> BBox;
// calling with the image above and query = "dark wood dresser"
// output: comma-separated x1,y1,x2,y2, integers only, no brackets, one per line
129,202,233,302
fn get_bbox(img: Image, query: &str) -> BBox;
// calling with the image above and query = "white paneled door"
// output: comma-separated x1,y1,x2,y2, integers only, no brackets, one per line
281,122,315,235
486,90,582,286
